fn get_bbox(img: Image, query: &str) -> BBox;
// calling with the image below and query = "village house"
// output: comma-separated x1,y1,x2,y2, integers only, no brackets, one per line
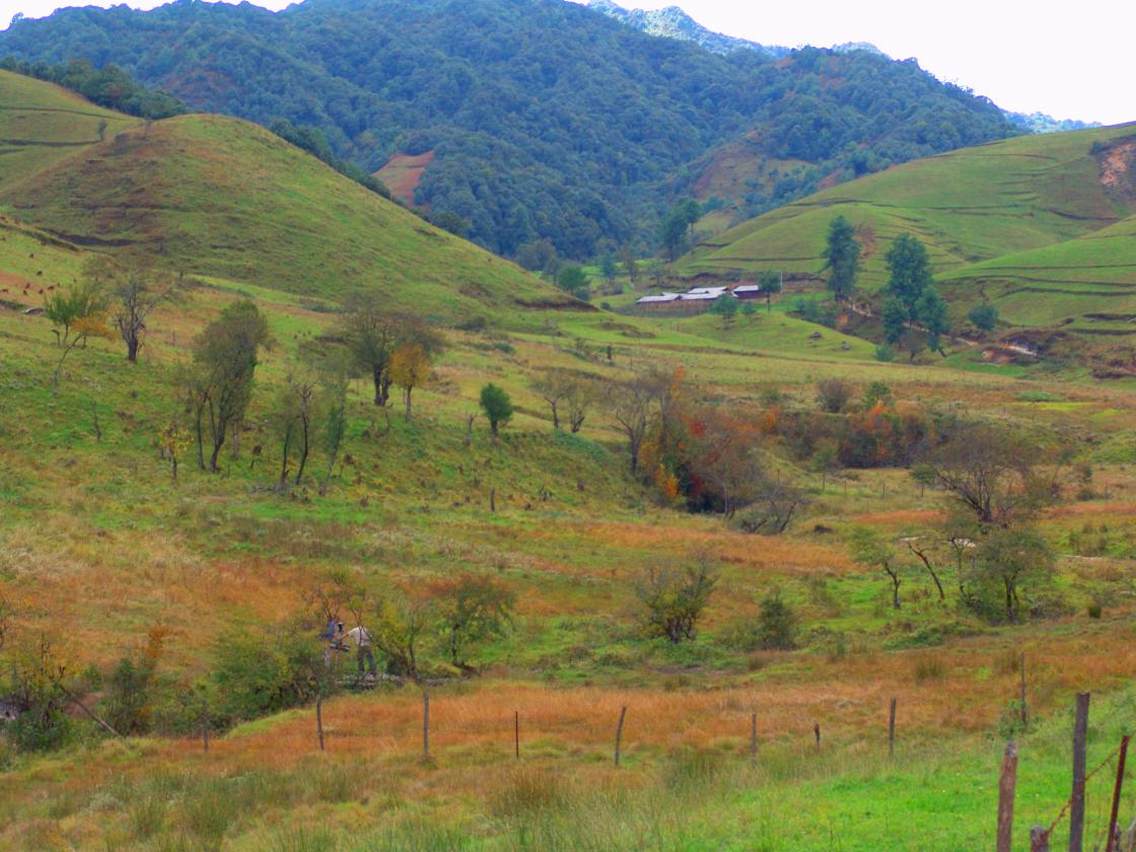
635,282,761,313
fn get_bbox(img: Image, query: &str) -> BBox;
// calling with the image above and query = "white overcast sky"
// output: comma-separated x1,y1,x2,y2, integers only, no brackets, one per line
2,0,1132,124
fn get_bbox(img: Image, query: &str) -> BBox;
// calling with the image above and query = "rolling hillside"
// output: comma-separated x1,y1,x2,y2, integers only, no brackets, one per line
680,123,1136,330
0,0,1019,258
0,70,575,321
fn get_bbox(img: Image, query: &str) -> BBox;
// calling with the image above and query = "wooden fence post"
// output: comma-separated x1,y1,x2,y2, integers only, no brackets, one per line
515,710,520,760
814,722,821,751
1020,653,1029,729
614,706,627,767
1031,826,1051,852
202,716,210,753
422,690,430,761
490,488,496,513
1105,735,1131,852
1070,692,1090,852
888,697,897,757
997,740,1019,852
316,695,325,752
750,712,758,762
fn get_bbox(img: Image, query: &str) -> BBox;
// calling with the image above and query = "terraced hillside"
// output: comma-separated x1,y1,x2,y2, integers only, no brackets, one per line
0,71,576,322
680,124,1136,330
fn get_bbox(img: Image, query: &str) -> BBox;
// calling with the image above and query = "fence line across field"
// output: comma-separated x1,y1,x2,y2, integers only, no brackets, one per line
184,677,1133,851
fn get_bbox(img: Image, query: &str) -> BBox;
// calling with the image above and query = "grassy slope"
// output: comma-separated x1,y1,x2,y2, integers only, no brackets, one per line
0,70,138,191
680,123,1136,329
0,71,577,324
4,267,1136,846
3,73,1136,850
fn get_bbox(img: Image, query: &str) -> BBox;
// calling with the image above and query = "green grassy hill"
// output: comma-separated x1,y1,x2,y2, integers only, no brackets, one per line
0,70,138,190
0,70,576,323
680,124,1136,330
4,65,1136,850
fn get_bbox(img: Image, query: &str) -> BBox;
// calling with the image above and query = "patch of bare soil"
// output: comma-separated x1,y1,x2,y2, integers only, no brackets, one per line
1096,136,1136,202
375,150,435,205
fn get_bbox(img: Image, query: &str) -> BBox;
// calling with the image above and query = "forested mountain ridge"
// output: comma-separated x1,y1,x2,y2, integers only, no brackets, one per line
0,0,1019,259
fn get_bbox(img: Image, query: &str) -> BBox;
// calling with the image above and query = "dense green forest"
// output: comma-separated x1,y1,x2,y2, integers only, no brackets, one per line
0,0,1019,259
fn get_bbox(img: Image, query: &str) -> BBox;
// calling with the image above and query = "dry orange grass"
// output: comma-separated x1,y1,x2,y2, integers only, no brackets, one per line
127,622,1136,776
560,522,857,575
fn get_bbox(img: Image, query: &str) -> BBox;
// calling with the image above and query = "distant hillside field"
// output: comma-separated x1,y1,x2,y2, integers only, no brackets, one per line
0,70,576,321
0,0,1019,258
681,123,1136,330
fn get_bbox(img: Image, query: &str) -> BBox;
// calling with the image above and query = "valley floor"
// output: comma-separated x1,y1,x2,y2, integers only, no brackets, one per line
1,272,1135,850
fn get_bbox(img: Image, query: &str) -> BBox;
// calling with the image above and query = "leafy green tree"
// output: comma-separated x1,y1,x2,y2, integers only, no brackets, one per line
916,286,949,354
271,372,316,488
659,200,700,261
515,238,557,274
556,265,590,299
884,233,932,313
968,303,999,334
479,383,513,437
187,301,270,472
740,301,757,321
882,297,908,347
600,253,617,283
437,575,515,670
711,295,738,328
619,245,639,283
759,270,782,311
969,526,1055,622
340,293,399,406
824,216,860,302
43,280,112,387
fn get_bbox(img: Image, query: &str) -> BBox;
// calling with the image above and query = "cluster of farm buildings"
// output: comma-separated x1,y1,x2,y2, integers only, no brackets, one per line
635,282,763,312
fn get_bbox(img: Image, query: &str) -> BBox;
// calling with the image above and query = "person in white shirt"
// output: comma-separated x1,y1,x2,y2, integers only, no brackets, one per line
346,624,377,677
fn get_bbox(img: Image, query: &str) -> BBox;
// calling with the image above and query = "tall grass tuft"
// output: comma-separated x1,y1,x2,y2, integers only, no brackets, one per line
489,766,569,818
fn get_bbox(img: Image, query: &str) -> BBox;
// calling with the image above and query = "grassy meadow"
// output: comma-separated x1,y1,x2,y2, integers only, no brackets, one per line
0,70,1135,850
679,123,1136,336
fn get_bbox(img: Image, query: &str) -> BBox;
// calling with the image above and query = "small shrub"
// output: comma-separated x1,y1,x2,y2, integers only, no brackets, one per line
816,378,852,413
211,624,324,726
755,590,798,650
635,561,717,643
874,344,895,362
